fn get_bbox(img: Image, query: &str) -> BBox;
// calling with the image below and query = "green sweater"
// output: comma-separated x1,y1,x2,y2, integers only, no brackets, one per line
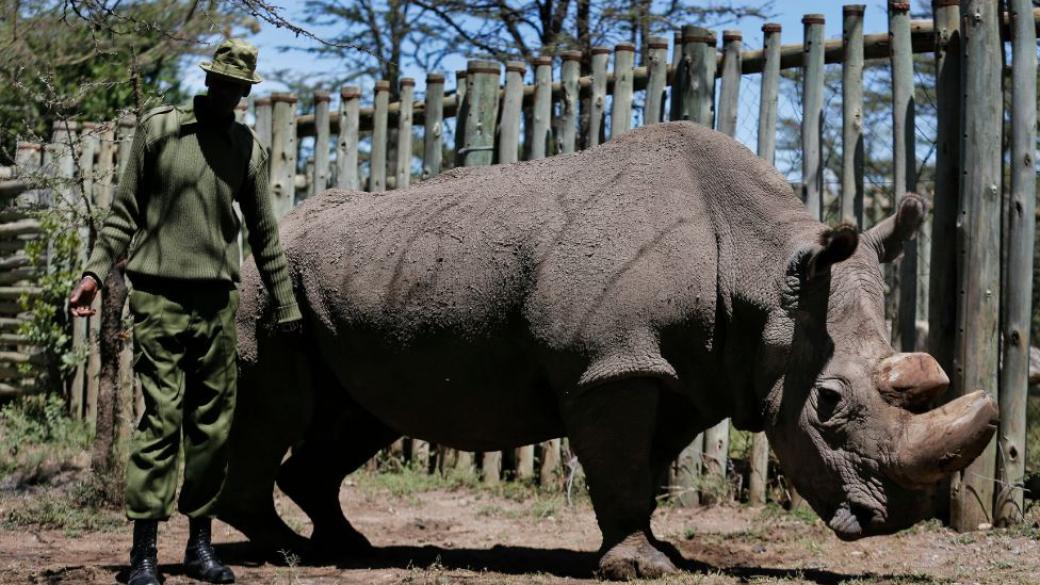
83,96,301,323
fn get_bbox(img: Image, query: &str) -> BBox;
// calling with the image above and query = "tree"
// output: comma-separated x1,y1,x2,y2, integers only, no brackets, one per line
291,0,773,92
0,1,253,159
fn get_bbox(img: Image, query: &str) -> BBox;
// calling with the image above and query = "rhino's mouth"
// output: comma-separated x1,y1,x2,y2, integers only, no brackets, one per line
828,501,885,541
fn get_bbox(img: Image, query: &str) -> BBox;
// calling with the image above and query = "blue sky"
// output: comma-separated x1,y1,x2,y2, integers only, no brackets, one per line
184,0,896,96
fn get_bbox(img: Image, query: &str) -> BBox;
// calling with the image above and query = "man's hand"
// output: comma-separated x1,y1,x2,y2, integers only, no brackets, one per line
69,275,99,317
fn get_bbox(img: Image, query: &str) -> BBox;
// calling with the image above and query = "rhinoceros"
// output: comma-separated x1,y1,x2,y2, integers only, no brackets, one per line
217,121,997,580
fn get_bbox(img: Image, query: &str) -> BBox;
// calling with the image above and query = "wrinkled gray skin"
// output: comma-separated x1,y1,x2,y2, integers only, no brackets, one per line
217,122,997,580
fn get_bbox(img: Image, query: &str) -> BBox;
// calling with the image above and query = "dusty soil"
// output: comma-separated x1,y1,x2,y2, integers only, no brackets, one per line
2,472,1039,585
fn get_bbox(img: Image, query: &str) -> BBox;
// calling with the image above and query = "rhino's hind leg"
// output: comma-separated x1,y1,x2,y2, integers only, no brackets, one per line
217,331,315,555
562,378,679,580
277,396,400,558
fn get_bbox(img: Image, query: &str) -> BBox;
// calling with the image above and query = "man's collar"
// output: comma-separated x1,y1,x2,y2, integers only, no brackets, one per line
191,95,235,131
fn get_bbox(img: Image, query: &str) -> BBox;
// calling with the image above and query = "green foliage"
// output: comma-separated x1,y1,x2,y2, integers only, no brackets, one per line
0,393,91,481
757,502,818,525
18,208,88,390
1,477,123,536
0,1,252,157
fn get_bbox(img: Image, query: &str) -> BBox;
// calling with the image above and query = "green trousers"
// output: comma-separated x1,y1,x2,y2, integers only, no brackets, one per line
124,277,239,520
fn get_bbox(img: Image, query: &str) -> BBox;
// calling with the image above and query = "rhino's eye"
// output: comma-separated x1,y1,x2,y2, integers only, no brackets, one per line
815,383,845,423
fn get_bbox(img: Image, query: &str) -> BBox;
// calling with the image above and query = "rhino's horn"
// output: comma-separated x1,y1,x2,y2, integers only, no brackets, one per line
887,390,998,489
875,352,949,411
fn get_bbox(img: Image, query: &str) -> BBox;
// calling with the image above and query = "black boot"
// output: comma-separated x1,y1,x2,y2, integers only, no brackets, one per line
184,517,235,584
128,520,161,585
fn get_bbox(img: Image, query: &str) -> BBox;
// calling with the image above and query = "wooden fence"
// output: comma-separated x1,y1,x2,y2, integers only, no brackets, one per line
6,2,1039,531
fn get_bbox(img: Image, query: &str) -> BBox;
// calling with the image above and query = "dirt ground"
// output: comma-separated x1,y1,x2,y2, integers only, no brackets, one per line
2,471,1040,585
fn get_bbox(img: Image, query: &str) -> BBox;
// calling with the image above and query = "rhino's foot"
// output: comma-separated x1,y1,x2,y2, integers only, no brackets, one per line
219,504,310,557
309,522,372,561
597,533,678,581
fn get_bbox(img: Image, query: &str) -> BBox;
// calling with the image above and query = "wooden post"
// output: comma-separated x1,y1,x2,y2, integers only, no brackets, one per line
78,122,97,208
507,35,532,475
530,56,553,160
533,58,562,488
559,52,580,154
337,86,361,190
802,14,825,221
50,122,85,414
672,12,711,495
610,43,635,138
995,0,1037,527
14,142,42,207
312,91,331,197
644,37,669,125
748,22,781,507
395,78,415,189
700,29,742,503
94,123,116,209
842,5,865,229
890,0,917,352
304,159,315,198
950,0,1001,533
587,47,609,148
116,115,136,177
671,25,716,126
756,23,782,165
254,97,272,152
421,74,445,179
370,81,390,192
716,31,742,137
461,61,499,168
498,63,525,164
270,93,298,216
928,1,960,398
671,26,716,504
79,122,101,426
453,70,468,167
460,60,501,479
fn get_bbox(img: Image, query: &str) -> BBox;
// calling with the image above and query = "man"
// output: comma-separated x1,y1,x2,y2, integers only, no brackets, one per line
68,39,301,585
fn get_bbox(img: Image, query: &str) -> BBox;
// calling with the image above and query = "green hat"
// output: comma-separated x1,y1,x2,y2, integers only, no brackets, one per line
200,39,263,85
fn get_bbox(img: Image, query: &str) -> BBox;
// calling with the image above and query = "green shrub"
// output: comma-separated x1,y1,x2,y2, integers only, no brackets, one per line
0,393,91,482
2,478,123,536
18,208,88,391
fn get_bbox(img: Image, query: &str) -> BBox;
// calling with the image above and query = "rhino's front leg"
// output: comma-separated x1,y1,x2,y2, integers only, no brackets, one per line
562,377,679,581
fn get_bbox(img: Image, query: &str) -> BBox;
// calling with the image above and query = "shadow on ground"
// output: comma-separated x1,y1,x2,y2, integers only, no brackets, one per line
199,541,943,585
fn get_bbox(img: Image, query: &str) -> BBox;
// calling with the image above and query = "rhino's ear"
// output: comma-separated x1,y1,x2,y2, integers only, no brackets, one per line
796,223,859,282
863,194,927,263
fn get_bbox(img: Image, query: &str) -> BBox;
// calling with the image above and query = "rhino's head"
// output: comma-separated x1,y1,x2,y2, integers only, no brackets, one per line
762,194,997,540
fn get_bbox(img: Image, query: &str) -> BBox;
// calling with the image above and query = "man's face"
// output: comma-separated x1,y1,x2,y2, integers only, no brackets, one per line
206,75,250,115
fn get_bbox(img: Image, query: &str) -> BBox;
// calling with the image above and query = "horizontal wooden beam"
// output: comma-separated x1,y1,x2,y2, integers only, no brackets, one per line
0,381,39,398
0,180,29,200
0,286,41,300
0,350,45,365
0,220,41,238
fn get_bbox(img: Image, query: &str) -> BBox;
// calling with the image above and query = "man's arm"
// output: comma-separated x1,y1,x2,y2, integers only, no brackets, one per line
82,122,147,283
70,121,147,317
238,152,302,324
